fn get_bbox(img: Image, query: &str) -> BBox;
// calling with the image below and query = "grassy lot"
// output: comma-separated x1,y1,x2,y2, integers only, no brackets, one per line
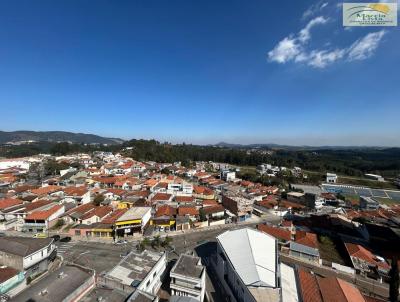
373,197,400,206
338,176,397,190
318,235,346,265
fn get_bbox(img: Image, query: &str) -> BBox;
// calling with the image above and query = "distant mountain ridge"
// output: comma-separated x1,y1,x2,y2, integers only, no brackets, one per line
0,130,124,145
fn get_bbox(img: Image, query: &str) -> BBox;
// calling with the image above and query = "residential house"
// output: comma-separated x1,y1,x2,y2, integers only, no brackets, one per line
0,237,56,278
23,204,65,233
345,243,390,280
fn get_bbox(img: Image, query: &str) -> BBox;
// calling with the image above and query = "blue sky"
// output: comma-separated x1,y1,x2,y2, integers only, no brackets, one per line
0,0,399,146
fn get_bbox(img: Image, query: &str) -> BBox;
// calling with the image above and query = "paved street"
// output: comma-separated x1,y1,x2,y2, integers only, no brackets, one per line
57,241,130,274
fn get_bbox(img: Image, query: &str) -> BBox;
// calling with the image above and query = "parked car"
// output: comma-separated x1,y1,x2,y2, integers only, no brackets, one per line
33,233,47,238
51,235,61,241
60,236,71,242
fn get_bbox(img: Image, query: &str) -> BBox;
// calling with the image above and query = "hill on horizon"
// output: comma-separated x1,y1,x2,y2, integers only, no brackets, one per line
0,130,123,145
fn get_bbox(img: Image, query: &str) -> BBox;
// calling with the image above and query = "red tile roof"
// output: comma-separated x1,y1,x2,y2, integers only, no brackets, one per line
63,186,88,196
0,198,23,210
295,231,319,249
297,269,323,302
81,206,112,220
101,209,127,224
202,205,225,215
0,267,19,283
152,193,172,201
178,206,199,216
106,188,126,196
345,243,390,270
25,199,54,212
258,224,291,242
25,205,63,220
155,205,176,217
175,196,194,203
31,185,62,196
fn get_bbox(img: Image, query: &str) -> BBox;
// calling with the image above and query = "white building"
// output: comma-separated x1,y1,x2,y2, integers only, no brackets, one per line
102,250,167,296
326,173,338,183
167,183,193,195
0,237,57,278
220,169,236,182
170,254,206,302
365,173,385,182
216,228,280,302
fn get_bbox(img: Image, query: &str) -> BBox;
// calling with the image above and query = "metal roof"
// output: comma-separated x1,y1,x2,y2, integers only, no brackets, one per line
217,228,277,288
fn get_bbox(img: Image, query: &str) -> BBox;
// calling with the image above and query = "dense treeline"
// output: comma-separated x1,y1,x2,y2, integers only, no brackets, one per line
1,139,400,178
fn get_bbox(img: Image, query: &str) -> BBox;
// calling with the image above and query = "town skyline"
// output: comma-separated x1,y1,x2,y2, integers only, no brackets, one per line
0,0,399,146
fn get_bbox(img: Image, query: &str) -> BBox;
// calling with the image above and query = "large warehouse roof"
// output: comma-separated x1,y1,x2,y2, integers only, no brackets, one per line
217,228,277,287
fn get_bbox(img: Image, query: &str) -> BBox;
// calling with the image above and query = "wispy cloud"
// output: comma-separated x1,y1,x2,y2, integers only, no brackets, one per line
268,9,387,69
302,1,329,20
267,37,300,63
296,49,346,68
347,30,386,61
268,16,328,64
299,16,328,42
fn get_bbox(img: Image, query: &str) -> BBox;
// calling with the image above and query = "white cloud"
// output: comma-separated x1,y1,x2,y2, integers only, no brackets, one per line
347,30,386,61
268,16,328,63
302,1,329,19
268,37,301,63
299,16,328,42
307,49,346,68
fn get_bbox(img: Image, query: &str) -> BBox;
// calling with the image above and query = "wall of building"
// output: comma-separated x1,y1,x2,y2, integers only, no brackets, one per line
23,241,55,270
0,252,24,271
137,252,167,295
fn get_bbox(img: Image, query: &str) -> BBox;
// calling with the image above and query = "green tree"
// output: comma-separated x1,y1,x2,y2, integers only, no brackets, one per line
151,235,161,249
93,194,105,206
161,236,173,248
199,208,207,222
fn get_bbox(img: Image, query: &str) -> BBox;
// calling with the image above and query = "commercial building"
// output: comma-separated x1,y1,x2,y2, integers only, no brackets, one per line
114,207,151,236
170,254,206,302
216,228,280,302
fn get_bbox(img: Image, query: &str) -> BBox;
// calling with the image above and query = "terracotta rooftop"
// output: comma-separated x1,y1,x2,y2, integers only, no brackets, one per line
152,193,172,201
297,269,323,302
0,198,23,210
25,205,63,221
175,195,194,203
30,185,62,196
0,267,19,283
295,231,319,249
178,206,199,216
345,243,390,270
258,224,291,242
155,205,177,217
101,209,127,224
63,186,88,197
